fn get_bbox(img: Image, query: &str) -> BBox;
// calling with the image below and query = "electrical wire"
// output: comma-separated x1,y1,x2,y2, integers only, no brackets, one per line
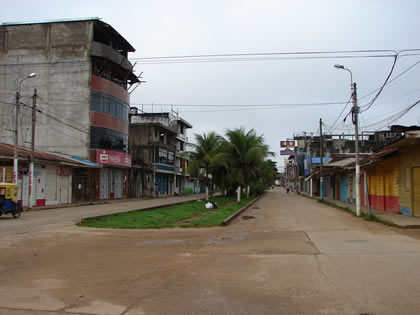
360,54,398,112
325,95,353,134
131,101,349,108
361,100,420,130
20,103,89,135
358,58,420,101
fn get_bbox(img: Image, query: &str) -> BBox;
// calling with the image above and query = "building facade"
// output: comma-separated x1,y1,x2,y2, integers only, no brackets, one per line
128,111,198,197
0,18,139,203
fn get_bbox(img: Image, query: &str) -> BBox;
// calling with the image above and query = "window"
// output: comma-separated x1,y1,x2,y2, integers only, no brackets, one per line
91,92,129,121
90,126,128,153
168,151,174,164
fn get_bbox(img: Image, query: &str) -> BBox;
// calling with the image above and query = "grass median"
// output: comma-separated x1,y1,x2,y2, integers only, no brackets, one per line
78,196,256,229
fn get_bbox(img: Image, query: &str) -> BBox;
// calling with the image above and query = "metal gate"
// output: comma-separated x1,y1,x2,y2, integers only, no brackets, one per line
340,175,348,202
413,167,420,217
100,168,110,200
113,169,123,199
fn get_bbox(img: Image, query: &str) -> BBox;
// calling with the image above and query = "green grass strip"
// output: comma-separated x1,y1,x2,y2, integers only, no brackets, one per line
78,196,255,229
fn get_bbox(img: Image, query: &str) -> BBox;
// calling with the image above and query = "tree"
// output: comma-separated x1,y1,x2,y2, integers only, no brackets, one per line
186,132,223,200
222,128,273,200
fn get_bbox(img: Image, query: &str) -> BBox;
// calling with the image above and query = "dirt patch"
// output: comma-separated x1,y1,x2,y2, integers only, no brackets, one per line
178,209,218,224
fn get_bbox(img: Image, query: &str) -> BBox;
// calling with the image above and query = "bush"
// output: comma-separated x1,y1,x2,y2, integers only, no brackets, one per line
250,182,267,196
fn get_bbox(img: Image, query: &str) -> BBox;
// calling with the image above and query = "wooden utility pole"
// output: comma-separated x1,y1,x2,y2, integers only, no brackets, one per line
28,89,37,209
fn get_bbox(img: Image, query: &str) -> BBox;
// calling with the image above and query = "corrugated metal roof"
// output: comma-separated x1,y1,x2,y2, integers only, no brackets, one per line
325,157,355,167
0,143,100,167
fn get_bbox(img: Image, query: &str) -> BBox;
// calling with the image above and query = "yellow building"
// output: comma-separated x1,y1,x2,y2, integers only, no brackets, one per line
382,131,420,216
367,154,399,213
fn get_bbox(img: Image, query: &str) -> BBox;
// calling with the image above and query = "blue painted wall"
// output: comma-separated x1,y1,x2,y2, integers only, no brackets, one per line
340,175,348,202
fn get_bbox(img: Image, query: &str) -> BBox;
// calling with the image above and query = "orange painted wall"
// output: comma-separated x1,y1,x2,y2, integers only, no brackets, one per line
368,156,399,212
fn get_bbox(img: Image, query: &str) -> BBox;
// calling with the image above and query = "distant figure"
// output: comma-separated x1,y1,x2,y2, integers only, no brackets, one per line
286,184,290,194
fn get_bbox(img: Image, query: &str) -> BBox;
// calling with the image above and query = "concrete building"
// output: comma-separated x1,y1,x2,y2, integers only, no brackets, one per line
0,18,140,203
128,110,198,197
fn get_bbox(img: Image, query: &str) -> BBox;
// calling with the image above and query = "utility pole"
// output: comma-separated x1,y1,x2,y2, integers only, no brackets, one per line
14,90,20,184
14,73,36,184
28,89,37,209
319,118,324,200
352,82,361,216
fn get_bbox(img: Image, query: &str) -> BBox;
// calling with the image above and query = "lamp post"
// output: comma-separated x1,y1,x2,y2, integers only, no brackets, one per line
14,73,36,185
334,64,360,216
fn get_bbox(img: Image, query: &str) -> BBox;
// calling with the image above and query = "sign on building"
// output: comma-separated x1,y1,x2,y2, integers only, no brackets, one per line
96,150,132,167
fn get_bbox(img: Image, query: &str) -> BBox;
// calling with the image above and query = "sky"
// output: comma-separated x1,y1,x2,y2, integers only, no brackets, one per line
2,0,420,170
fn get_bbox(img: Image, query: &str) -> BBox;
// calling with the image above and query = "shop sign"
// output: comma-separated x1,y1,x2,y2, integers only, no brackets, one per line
280,148,295,156
280,140,296,148
58,166,72,176
96,150,131,167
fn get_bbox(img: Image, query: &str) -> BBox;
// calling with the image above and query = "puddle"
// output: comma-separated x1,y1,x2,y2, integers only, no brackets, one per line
252,206,260,209
241,215,256,220
345,240,368,243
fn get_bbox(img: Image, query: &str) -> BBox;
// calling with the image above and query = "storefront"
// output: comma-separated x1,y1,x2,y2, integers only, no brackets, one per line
93,149,131,200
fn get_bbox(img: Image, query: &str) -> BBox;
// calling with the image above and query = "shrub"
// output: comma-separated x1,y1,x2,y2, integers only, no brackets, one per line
250,182,267,196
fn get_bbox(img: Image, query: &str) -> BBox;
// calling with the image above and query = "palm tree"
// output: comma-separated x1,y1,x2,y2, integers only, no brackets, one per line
223,128,273,200
186,132,223,200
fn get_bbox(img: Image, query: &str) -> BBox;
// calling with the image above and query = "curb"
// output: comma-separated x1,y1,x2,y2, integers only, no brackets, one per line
79,197,205,224
222,193,266,226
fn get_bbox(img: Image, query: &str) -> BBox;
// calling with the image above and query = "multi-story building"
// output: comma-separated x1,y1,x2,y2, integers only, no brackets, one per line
0,18,140,203
128,110,197,197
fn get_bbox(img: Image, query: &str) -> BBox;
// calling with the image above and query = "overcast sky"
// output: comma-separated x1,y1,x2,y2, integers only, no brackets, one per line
2,0,420,169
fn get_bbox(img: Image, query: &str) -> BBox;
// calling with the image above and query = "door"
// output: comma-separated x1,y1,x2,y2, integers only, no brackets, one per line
45,165,58,205
384,171,392,211
100,168,110,200
113,169,123,199
35,166,46,206
413,168,420,217
340,175,348,202
58,175,69,204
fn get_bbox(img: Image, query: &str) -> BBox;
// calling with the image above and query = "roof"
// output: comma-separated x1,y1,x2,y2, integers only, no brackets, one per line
172,117,193,129
311,157,330,164
362,148,399,164
1,17,135,52
0,143,101,168
1,17,100,26
325,157,355,167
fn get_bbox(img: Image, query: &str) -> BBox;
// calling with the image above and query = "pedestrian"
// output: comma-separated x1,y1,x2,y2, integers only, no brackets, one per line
286,184,290,194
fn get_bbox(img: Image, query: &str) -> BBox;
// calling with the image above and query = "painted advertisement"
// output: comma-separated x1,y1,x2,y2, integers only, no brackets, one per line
96,150,132,167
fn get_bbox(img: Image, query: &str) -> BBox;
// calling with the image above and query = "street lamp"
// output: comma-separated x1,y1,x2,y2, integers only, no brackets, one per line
14,73,37,184
334,64,361,216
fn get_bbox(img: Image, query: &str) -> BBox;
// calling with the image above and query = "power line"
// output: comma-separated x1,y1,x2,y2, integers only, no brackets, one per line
130,49,412,64
358,58,420,101
360,54,399,112
131,101,348,108
20,102,89,135
19,110,86,143
325,95,353,134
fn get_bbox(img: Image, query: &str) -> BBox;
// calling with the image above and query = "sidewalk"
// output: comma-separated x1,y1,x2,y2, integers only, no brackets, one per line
0,193,211,237
300,191,420,228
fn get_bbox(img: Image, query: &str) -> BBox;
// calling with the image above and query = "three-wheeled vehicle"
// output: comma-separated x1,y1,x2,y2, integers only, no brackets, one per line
0,183,23,218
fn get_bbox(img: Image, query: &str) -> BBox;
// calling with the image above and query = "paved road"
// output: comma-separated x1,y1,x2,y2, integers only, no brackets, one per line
1,188,420,314
0,194,208,237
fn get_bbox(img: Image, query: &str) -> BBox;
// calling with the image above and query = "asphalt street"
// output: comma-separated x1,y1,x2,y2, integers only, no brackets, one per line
1,188,420,314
